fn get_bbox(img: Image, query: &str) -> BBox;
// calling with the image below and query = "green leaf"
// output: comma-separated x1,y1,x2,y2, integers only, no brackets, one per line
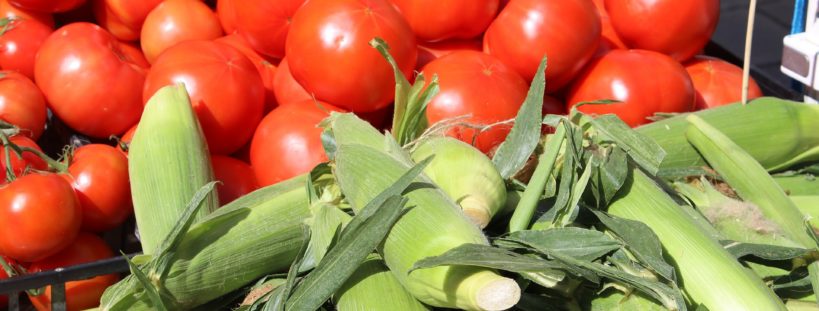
124,255,168,311
590,114,666,175
721,241,812,261
320,129,338,161
299,203,352,272
592,210,675,282
554,157,594,227
589,147,628,208
506,228,621,262
410,243,564,273
266,225,311,311
285,196,408,311
492,56,547,179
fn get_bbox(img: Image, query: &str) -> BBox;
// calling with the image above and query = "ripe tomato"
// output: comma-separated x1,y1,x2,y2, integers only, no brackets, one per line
92,0,162,41
0,173,82,262
684,56,764,110
566,49,695,127
8,0,84,13
216,0,237,34
144,40,264,155
64,144,131,233
0,135,47,183
390,0,498,42
0,17,52,80
233,0,306,59
286,0,417,113
484,0,600,92
140,0,222,64
422,50,528,154
211,155,258,204
28,233,118,311
415,38,482,69
35,22,147,138
605,0,719,62
0,0,53,28
0,71,47,139
543,95,566,115
216,34,278,112
273,57,312,105
591,0,626,55
250,101,344,186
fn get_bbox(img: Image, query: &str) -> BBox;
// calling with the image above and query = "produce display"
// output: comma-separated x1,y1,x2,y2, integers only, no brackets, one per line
1,0,817,311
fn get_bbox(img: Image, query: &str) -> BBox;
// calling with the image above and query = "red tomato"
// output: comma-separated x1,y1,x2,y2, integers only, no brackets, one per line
92,0,162,41
566,49,695,127
144,40,264,155
357,104,393,131
35,22,147,138
0,173,81,262
8,0,84,13
390,0,498,42
0,0,53,28
28,233,118,311
233,0,305,59
250,101,344,186
543,95,566,115
211,155,258,204
216,0,237,34
591,0,626,55
484,0,600,92
0,71,47,139
216,34,278,112
0,17,52,80
422,50,528,154
0,135,47,183
286,0,417,113
415,38,482,70
273,57,312,105
64,144,131,232
605,0,719,62
684,56,764,110
140,0,223,64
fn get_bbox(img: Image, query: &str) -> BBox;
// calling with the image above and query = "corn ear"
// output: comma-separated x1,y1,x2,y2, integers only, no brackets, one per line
410,136,507,228
99,176,310,310
637,97,819,173
776,175,819,196
607,169,787,310
129,84,218,254
327,113,520,310
335,254,429,311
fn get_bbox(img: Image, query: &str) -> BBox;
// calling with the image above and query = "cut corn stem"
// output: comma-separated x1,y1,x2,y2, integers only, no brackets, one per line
335,254,429,311
685,114,819,303
129,84,218,254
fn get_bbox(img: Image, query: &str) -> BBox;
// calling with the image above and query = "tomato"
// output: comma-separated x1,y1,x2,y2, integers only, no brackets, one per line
0,173,81,262
566,49,695,127
605,0,719,62
416,38,482,70
484,0,600,92
422,50,528,154
543,95,566,115
8,0,84,13
0,0,53,28
233,0,305,59
0,71,47,139
273,57,312,105
286,0,417,113
591,0,625,55
64,144,131,232
92,0,162,41
250,101,344,186
144,40,264,155
216,34,278,112
0,135,47,183
140,0,222,64
211,155,258,204
684,56,764,110
216,0,237,34
28,233,118,311
0,17,52,80
390,0,498,42
35,22,147,138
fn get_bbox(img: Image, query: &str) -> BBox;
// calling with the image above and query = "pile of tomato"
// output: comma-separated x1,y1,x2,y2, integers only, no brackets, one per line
0,0,764,310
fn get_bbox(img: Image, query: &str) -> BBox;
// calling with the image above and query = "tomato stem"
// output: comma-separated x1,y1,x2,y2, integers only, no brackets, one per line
0,131,17,183
19,146,67,172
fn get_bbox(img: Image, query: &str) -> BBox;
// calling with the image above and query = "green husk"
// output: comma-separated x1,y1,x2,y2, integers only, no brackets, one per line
128,84,219,254
334,254,429,310
776,175,819,196
636,97,819,175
